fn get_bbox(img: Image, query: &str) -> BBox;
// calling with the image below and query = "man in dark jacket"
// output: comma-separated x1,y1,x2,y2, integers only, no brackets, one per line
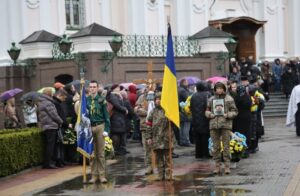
53,89,69,167
38,88,63,169
190,81,211,158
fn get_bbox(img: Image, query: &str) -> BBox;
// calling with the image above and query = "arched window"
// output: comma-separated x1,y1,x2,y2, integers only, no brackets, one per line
65,0,85,30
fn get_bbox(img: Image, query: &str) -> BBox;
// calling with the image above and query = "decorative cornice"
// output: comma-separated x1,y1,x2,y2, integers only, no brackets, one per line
240,0,253,15
26,0,40,9
192,0,205,14
266,0,278,15
147,0,158,11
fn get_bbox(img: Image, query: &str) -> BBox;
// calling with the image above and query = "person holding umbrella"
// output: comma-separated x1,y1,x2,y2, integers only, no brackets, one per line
1,88,23,129
4,97,21,129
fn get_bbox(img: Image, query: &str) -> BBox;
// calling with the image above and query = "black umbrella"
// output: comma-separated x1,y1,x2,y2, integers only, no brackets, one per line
67,80,90,92
20,91,40,102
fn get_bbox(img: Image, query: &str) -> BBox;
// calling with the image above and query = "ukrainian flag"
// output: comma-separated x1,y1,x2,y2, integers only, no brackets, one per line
76,81,93,158
161,25,180,128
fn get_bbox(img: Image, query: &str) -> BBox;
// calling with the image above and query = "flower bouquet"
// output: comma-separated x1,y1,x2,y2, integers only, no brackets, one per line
104,136,115,159
208,132,247,162
63,128,77,145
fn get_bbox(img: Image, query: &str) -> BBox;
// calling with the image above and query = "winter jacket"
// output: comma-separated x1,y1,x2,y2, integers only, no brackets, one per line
38,94,63,131
145,105,176,150
190,82,210,134
106,92,127,133
128,85,137,108
205,82,238,130
53,96,69,129
134,94,148,131
22,104,38,125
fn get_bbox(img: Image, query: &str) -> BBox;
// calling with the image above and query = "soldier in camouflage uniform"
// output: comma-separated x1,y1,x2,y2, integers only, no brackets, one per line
145,93,176,181
205,82,238,175
134,89,153,175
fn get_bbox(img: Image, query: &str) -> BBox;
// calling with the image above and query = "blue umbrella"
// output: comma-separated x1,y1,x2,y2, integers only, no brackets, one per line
0,88,23,101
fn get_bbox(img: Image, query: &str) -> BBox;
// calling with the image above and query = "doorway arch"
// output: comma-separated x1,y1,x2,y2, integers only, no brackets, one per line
209,16,266,63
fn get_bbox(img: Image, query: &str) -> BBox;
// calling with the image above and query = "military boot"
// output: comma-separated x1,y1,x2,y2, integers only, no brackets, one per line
145,166,153,175
88,175,99,184
155,170,165,181
213,162,221,174
224,163,231,174
165,172,172,181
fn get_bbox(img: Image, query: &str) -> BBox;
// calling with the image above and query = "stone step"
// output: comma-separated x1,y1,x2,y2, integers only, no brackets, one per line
265,105,289,110
264,113,286,118
263,109,287,115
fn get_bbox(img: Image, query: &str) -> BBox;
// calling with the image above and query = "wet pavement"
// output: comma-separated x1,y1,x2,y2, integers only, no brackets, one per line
3,117,300,196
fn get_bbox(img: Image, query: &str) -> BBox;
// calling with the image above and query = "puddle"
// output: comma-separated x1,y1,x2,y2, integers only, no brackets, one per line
33,156,251,195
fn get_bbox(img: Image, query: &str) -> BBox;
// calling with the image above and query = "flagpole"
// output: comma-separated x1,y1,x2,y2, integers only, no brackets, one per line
168,121,173,180
79,67,88,184
83,156,87,183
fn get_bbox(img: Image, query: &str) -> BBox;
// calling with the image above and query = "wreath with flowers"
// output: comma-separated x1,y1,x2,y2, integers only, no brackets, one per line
208,132,247,162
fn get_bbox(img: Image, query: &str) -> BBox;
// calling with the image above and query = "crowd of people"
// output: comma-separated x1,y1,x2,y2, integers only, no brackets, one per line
2,56,300,182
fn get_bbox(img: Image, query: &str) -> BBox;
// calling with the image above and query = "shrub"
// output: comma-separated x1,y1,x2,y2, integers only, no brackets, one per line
0,128,44,177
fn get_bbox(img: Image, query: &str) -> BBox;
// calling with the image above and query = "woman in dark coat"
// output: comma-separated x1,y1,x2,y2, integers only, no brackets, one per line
190,81,211,158
106,84,128,155
232,85,252,157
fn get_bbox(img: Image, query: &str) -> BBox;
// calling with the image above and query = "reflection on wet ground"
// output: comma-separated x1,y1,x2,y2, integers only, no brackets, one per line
35,155,251,196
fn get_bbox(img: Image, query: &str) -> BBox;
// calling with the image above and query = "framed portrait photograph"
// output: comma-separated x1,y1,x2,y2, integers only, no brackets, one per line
213,99,224,116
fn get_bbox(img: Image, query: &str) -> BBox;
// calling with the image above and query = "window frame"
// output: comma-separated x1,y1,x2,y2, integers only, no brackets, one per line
65,0,85,30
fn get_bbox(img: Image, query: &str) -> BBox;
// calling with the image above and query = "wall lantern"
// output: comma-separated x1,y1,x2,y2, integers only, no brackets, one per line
7,42,21,65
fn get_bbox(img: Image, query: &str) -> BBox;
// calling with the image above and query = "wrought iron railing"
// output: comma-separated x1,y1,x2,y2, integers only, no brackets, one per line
118,35,200,57
52,35,200,59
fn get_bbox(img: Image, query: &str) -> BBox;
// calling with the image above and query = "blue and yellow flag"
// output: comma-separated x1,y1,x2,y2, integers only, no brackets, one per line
76,81,93,158
161,25,180,128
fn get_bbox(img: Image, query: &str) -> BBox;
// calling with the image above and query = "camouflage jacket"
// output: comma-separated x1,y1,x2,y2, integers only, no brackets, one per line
134,94,148,131
205,94,238,130
145,106,176,150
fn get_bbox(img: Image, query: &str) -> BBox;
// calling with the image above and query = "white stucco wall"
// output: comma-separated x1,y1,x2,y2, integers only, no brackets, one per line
0,0,299,66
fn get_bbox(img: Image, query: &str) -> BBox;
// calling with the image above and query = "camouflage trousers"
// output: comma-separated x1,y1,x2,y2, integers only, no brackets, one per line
210,129,231,164
154,149,172,180
141,131,152,168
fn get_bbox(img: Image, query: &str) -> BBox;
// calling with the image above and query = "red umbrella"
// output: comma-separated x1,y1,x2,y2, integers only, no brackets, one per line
206,76,227,84
0,88,23,101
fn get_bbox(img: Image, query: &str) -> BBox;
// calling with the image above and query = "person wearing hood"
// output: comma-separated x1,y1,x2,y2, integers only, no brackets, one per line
205,82,238,174
38,87,63,169
190,81,211,158
128,84,137,108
